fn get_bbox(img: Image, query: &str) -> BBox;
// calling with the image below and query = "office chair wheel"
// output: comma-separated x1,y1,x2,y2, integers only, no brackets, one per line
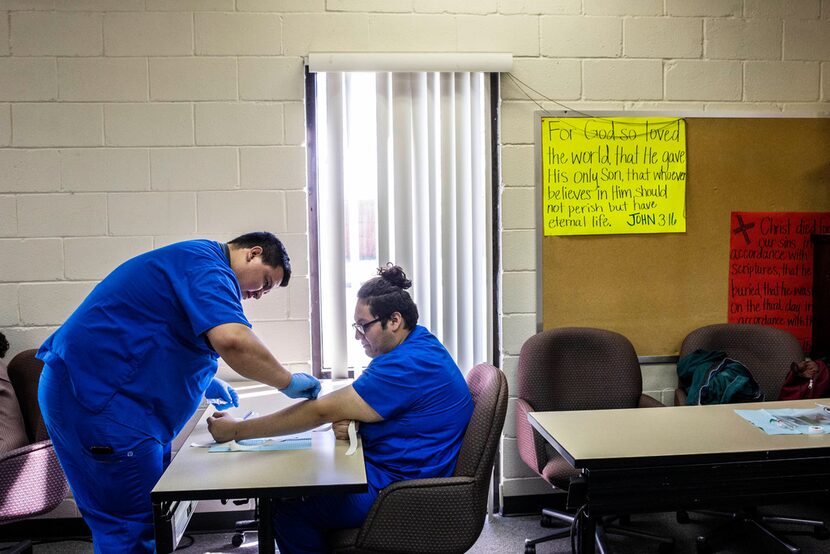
231,532,246,547
695,537,712,554
814,525,830,539
677,510,691,524
524,544,536,554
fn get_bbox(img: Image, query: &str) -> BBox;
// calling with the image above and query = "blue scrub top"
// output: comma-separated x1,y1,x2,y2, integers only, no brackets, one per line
37,240,250,443
352,325,473,492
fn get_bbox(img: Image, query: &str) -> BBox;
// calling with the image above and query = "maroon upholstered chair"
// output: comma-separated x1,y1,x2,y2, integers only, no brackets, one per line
328,363,508,554
675,323,803,406
0,349,70,550
516,327,672,554
674,324,829,554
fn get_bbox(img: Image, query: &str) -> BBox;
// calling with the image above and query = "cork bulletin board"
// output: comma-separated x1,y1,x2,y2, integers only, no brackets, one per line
538,115,830,356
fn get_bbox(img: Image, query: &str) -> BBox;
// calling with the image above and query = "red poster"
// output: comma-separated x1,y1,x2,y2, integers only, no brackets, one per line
729,212,830,354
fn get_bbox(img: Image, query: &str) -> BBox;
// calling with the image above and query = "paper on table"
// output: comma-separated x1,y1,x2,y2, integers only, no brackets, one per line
208,431,312,453
735,406,830,435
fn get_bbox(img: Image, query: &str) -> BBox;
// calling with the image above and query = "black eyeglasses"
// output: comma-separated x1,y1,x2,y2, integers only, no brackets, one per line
352,317,381,335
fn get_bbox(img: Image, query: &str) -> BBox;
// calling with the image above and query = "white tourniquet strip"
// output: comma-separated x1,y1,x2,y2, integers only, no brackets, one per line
345,420,358,456
227,439,270,451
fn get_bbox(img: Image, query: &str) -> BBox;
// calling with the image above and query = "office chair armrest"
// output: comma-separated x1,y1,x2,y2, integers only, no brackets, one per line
0,440,69,523
638,393,664,408
0,439,53,464
516,398,548,476
356,476,482,553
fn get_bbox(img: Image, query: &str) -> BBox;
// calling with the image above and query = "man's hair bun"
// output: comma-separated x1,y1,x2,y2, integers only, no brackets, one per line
358,263,418,328
378,263,412,290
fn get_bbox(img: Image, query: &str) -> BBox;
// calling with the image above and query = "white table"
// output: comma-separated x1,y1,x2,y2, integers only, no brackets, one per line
528,398,830,554
152,382,367,553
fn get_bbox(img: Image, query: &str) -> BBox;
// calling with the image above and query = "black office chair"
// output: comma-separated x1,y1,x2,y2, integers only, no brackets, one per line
516,327,674,554
328,363,508,553
675,324,830,554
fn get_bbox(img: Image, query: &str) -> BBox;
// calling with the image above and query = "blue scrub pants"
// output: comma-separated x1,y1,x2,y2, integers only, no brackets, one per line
39,363,170,554
272,491,376,554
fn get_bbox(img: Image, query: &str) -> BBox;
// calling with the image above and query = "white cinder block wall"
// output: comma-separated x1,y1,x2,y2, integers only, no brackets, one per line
1,0,828,510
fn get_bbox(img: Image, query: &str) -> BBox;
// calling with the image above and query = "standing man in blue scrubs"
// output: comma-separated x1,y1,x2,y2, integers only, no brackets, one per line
37,232,321,553
207,264,474,554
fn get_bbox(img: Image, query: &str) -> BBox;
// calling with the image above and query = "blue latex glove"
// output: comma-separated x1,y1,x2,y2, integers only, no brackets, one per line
205,377,239,410
280,372,321,400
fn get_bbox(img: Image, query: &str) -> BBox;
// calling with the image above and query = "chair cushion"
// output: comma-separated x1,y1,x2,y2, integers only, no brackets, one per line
0,440,69,523
328,527,360,551
0,361,28,454
541,454,579,485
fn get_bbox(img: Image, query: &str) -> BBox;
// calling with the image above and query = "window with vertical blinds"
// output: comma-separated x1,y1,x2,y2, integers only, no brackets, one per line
308,70,494,378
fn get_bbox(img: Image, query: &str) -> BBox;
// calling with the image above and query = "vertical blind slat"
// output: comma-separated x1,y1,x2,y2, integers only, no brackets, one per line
440,73,459,360
427,72,442,339
392,74,414,279
411,72,431,326
471,73,487,365
375,73,392,267
455,72,474,372
321,73,349,378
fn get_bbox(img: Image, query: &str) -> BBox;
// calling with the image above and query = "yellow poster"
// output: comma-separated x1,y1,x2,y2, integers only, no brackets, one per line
541,117,687,236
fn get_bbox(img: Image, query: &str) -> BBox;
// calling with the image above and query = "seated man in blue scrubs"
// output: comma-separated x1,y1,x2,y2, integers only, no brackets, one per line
37,232,321,554
208,264,474,554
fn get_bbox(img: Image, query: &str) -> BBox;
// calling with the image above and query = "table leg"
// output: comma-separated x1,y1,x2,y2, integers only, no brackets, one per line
258,497,276,554
578,510,596,554
152,502,169,554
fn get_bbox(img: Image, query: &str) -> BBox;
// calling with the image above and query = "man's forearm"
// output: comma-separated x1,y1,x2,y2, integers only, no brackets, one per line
208,386,381,443
235,399,326,440
208,323,292,389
